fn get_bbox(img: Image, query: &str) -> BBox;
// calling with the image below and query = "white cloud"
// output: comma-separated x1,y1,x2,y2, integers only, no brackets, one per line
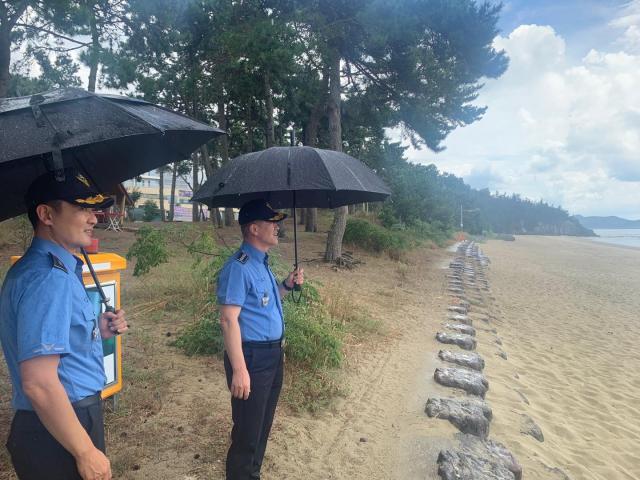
402,21,640,219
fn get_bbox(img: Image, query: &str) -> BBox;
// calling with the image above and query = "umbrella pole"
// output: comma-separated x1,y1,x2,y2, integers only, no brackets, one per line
81,248,120,334
292,192,299,269
291,191,302,303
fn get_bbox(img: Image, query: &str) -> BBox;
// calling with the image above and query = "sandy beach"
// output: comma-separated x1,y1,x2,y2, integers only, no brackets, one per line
480,236,640,480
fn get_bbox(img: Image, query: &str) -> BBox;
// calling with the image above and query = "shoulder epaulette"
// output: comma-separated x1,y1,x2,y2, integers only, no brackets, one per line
236,251,249,264
49,252,68,273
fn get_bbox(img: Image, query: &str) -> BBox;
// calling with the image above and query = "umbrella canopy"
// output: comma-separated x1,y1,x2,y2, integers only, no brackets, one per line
0,87,225,222
191,146,391,209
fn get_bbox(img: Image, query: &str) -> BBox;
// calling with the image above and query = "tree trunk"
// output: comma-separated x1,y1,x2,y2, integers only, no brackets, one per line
169,163,177,221
192,153,200,222
0,4,27,98
264,71,275,148
0,27,11,98
87,3,100,92
159,169,165,221
245,99,254,153
304,72,328,233
217,97,229,227
325,49,348,262
201,143,213,180
305,207,317,233
215,208,223,227
298,208,305,225
224,207,234,226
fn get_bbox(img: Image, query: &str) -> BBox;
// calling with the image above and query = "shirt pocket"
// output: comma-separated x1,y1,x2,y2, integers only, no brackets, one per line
70,303,98,352
250,277,270,308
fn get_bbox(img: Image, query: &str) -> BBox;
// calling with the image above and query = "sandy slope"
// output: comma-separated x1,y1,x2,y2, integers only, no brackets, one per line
481,236,640,480
264,244,457,480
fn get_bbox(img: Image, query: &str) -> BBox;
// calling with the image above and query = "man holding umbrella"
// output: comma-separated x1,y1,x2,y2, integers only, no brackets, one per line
217,199,303,480
0,168,128,480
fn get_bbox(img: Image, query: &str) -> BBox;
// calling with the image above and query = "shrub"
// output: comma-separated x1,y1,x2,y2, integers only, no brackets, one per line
343,217,409,257
172,309,224,356
126,226,169,276
408,219,452,247
142,200,160,222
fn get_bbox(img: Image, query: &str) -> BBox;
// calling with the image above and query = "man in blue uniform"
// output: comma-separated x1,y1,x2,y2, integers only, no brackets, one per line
217,199,304,480
0,168,128,480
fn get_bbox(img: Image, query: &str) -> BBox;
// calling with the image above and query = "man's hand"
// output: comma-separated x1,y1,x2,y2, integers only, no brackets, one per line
231,367,251,400
76,447,112,480
284,267,305,289
99,309,127,339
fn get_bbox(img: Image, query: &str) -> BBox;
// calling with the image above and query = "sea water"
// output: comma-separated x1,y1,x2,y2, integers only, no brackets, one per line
590,229,640,249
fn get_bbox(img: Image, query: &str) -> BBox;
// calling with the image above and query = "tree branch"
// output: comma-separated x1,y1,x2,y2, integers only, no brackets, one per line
15,22,93,46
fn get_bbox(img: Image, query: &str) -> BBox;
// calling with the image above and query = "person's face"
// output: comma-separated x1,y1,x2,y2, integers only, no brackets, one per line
37,201,98,251
251,220,280,250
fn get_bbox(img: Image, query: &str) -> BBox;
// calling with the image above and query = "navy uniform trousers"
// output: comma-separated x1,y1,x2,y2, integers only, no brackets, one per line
224,343,284,480
6,395,105,480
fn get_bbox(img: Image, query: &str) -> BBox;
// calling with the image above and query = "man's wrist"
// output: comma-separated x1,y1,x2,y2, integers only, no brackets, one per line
282,279,294,291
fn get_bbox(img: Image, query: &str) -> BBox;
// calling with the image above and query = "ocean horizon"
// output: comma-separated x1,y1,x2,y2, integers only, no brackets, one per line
590,229,640,249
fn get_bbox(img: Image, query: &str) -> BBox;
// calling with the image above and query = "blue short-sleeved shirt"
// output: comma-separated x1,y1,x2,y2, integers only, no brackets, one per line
0,238,105,410
217,242,284,341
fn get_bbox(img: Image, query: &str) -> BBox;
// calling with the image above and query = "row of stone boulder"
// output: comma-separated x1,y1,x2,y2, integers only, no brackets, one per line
427,241,523,480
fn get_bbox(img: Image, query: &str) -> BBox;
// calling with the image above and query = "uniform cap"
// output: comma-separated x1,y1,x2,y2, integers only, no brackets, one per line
25,168,114,210
238,199,287,225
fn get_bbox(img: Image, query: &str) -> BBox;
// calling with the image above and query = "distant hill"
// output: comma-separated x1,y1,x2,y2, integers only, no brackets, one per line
575,215,640,229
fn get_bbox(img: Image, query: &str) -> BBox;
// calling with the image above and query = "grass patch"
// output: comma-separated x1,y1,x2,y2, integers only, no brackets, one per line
172,311,224,356
129,226,378,412
344,215,452,259
343,217,410,258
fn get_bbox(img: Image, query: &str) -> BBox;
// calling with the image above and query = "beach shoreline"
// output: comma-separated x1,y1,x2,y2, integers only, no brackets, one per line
480,235,640,480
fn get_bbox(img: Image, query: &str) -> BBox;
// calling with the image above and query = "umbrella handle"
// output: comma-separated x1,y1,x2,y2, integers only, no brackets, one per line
291,286,303,304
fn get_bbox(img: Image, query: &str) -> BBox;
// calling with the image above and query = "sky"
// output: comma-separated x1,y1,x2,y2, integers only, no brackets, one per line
399,0,640,220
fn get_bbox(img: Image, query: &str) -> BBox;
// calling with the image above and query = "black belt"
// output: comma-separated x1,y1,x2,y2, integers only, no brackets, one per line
242,339,285,349
71,393,102,409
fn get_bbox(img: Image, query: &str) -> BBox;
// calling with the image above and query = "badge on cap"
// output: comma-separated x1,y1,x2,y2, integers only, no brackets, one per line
76,173,90,188
75,194,109,205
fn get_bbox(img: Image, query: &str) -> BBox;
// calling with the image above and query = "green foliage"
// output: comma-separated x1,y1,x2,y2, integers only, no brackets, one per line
142,200,160,222
343,217,410,257
408,220,452,247
282,283,343,370
126,227,169,276
128,189,142,207
171,310,224,356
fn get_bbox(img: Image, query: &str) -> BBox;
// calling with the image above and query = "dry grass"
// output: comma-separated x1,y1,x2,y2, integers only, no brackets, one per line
0,212,434,479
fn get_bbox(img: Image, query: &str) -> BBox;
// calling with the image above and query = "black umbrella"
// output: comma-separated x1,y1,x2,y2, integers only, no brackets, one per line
192,146,390,209
192,146,391,287
0,87,225,222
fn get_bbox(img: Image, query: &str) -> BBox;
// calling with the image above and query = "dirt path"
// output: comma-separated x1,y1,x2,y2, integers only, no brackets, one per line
264,244,456,480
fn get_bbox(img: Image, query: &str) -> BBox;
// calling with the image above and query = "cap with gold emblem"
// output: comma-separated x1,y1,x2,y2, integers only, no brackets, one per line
238,199,287,225
25,167,114,210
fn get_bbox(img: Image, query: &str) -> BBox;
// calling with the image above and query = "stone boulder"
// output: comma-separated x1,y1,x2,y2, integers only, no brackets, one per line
447,314,472,325
436,332,476,351
444,323,476,336
437,434,522,480
438,350,485,371
434,367,489,397
425,397,492,438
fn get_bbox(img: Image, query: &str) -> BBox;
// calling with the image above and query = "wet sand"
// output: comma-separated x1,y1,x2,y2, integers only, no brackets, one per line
481,236,640,480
